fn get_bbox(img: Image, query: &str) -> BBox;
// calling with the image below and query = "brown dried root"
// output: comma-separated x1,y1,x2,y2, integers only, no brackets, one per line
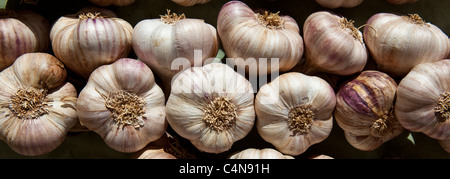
403,13,429,26
435,92,450,122
8,87,49,119
287,104,314,136
203,97,237,133
79,12,105,20
255,11,285,29
160,9,185,24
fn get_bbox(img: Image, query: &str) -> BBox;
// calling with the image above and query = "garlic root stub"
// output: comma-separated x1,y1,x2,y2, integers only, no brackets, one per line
363,13,450,77
217,1,304,76
395,60,450,140
255,72,336,156
51,7,133,79
0,9,50,71
335,70,404,151
77,58,167,153
0,53,78,156
166,63,255,154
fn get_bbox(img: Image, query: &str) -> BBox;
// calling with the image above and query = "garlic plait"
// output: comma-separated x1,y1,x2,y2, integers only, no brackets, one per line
301,11,367,76
0,9,50,71
217,1,304,75
395,60,450,140
77,58,167,153
50,7,133,79
0,53,78,156
255,72,336,156
166,63,255,154
314,0,364,9
363,13,449,77
334,71,404,151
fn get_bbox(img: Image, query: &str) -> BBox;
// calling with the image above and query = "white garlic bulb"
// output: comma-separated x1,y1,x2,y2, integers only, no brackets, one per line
335,71,404,151
166,63,255,154
0,9,50,71
363,13,450,77
89,0,135,6
77,58,167,153
0,53,78,156
315,0,364,9
171,0,210,6
386,0,418,5
217,1,304,75
395,60,450,140
255,72,336,156
229,148,294,159
50,7,133,79
132,10,219,88
302,11,367,76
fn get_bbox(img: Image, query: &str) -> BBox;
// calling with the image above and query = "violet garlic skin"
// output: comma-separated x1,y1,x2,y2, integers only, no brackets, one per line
335,70,404,151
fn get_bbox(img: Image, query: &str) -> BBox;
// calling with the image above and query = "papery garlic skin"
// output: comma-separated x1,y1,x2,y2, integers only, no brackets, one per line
217,1,303,75
89,0,135,6
0,53,77,156
335,71,404,151
171,0,210,6
315,0,364,9
395,60,450,140
132,11,218,86
77,58,167,153
255,72,335,156
229,148,294,159
386,0,418,5
166,63,255,154
303,11,367,76
363,13,450,77
0,9,50,71
50,7,133,79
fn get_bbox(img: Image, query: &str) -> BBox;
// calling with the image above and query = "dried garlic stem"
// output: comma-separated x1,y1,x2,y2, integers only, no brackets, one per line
403,14,429,26
97,89,145,129
79,12,105,20
255,11,285,29
339,17,364,44
370,110,394,137
287,104,314,136
435,92,450,122
160,9,185,24
8,87,49,119
203,97,237,133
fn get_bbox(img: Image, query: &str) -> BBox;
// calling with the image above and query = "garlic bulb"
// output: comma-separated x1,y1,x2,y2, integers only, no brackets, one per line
309,154,334,159
0,53,77,156
255,72,335,156
132,10,219,88
335,71,404,151
133,133,177,159
315,0,364,9
171,0,210,6
89,0,135,6
395,60,450,140
77,58,167,153
229,148,294,159
302,11,367,76
386,0,418,5
363,13,450,77
166,63,255,154
0,9,50,71
217,1,304,75
50,7,133,79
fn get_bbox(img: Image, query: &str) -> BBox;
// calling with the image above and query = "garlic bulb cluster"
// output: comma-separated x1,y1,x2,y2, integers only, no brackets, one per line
302,11,367,76
166,63,255,154
0,53,78,156
229,148,294,159
89,0,135,6
363,13,449,77
217,1,304,75
0,9,50,71
255,72,335,156
335,71,404,151
77,58,167,153
50,7,133,79
171,0,210,7
386,0,418,5
132,10,219,87
395,60,450,140
315,0,364,9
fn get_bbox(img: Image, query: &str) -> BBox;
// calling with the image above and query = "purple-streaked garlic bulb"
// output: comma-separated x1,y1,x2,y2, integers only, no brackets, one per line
50,7,133,79
315,0,364,9
335,70,404,151
0,9,50,71
171,0,210,6
302,11,367,76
